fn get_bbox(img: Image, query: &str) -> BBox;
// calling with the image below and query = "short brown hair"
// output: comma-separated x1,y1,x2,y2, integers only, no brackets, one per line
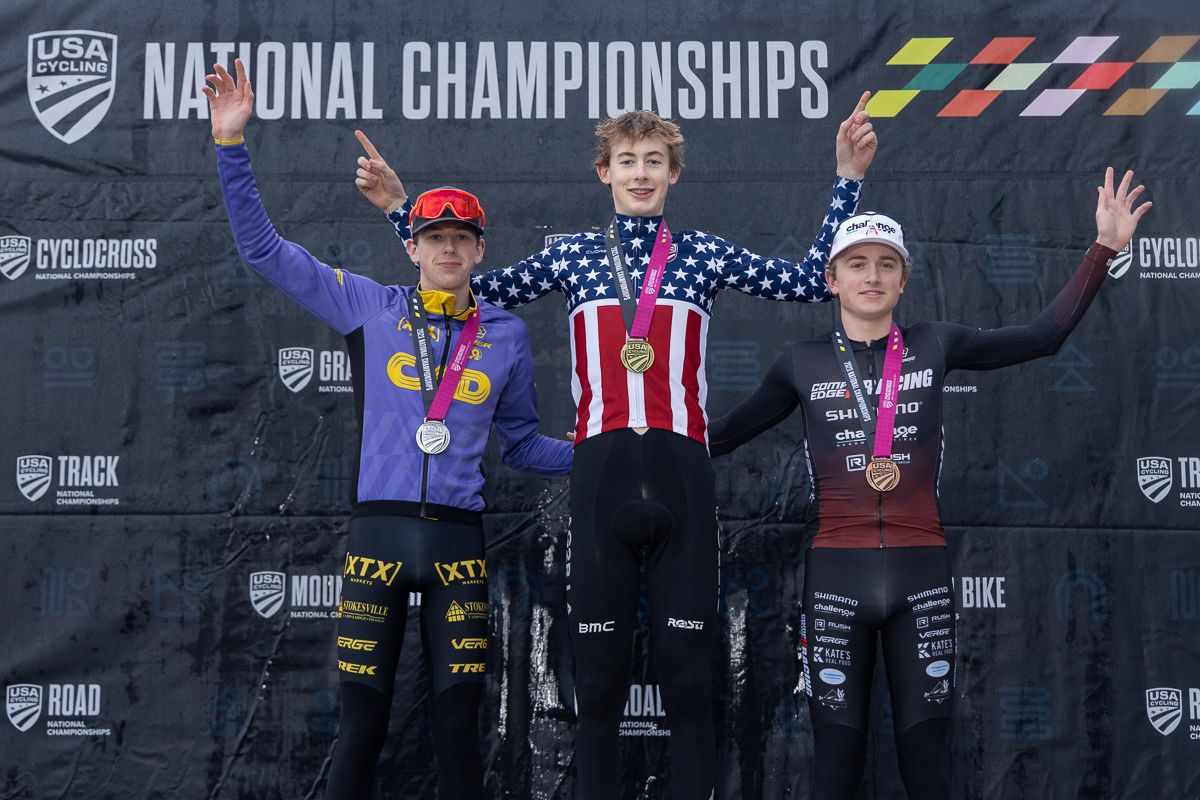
594,110,685,171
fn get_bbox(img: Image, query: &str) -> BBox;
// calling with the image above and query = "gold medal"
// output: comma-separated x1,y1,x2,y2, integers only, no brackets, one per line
620,338,654,373
865,457,900,492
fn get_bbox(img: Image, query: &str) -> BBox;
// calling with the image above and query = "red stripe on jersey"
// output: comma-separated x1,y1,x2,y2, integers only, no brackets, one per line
596,303,631,429
682,308,706,441
572,311,593,440
643,304,674,428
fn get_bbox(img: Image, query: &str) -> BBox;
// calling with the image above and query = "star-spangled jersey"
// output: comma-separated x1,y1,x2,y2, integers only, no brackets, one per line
389,176,862,446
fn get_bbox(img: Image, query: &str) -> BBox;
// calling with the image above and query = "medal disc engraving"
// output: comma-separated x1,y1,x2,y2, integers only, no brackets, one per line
865,458,900,492
620,339,654,373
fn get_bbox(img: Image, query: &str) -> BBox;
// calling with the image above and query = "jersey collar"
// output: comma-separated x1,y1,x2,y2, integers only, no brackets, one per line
415,285,476,320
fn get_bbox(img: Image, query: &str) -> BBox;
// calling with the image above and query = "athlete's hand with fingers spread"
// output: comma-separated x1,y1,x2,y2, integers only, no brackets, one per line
354,130,408,213
1095,167,1152,252
201,58,254,142
835,91,877,181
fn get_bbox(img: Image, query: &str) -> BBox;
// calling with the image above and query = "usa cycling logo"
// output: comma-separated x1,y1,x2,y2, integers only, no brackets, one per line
6,684,42,732
27,31,118,144
0,236,32,281
869,34,1200,118
1146,688,1183,736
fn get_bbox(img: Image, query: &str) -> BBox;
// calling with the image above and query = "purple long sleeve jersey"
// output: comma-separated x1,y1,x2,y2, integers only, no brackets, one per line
216,142,571,515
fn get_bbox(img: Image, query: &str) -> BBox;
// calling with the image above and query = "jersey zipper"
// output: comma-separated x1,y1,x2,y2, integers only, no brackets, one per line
866,343,885,549
419,305,455,518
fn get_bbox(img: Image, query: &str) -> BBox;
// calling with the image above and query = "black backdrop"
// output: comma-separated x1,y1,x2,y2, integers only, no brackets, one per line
2,1,1199,798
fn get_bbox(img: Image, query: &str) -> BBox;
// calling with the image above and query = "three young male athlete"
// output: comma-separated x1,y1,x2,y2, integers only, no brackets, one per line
354,95,878,798
709,169,1151,799
204,59,570,800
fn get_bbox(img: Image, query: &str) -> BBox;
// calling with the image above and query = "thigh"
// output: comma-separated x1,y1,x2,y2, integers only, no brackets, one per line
418,519,489,698
803,548,880,733
881,547,955,735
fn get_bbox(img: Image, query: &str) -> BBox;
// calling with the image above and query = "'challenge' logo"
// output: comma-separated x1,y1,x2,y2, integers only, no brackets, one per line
27,31,117,144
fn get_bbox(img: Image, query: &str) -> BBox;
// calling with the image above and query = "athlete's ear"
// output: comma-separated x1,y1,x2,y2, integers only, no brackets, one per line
898,270,909,294
668,164,681,185
405,237,420,266
596,163,611,185
825,267,839,296
473,237,485,267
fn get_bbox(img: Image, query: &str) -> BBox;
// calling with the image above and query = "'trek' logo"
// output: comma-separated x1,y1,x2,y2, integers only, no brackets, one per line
6,684,43,732
338,660,378,676
343,553,403,587
27,31,118,144
0,236,32,281
450,662,486,674
869,35,1200,119
434,559,487,586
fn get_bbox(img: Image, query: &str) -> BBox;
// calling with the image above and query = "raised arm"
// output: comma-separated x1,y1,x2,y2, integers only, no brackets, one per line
206,60,391,334
708,350,803,456
353,130,563,310
491,322,572,476
716,92,876,303
936,168,1152,371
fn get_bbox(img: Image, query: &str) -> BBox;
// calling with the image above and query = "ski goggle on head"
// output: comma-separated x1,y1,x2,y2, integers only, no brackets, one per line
410,187,486,237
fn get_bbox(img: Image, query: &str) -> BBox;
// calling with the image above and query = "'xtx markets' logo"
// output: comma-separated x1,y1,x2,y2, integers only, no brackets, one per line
27,31,117,144
1137,456,1200,508
278,347,353,394
0,234,157,283
1145,687,1200,739
15,454,120,507
1107,237,1200,280
5,682,111,736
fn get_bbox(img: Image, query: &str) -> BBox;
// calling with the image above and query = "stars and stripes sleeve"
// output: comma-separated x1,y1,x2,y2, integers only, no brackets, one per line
387,201,564,310
711,175,862,303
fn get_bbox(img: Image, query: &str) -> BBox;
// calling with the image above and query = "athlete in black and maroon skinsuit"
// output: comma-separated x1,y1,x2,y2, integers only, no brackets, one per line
710,169,1151,800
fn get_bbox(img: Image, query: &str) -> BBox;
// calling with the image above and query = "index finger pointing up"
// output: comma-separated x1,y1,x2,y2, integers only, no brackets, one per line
355,129,384,161
848,90,871,122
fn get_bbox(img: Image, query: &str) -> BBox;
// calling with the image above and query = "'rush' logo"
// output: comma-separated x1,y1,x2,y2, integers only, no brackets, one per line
451,638,488,650
343,553,402,586
336,637,378,652
434,559,487,586
871,35,1200,119
27,31,118,144
386,352,491,404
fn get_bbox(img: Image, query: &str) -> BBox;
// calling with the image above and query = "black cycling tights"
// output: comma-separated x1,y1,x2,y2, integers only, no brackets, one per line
568,428,719,800
803,546,955,800
325,513,487,800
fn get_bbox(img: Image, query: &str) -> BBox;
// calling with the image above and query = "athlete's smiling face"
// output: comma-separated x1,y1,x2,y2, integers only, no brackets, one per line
826,243,909,321
406,221,485,295
597,135,681,217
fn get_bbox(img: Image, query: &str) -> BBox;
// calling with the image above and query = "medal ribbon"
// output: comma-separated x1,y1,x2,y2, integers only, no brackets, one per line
604,218,673,338
830,321,905,459
406,290,482,422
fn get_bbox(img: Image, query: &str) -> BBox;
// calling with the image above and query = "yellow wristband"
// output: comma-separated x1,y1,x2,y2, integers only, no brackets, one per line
213,135,244,146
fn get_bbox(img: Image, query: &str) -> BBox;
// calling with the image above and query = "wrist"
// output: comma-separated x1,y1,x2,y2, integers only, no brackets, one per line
213,134,244,146
386,195,408,214
837,166,865,181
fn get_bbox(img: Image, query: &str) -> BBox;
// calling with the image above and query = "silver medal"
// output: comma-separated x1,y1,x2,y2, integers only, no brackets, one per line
415,420,451,454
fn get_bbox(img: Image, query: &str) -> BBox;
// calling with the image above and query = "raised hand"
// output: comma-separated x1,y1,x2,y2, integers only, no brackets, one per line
201,58,254,142
1095,167,1152,252
354,130,408,213
835,91,877,181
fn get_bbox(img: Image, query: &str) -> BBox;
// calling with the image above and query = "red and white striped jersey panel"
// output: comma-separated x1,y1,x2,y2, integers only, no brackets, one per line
569,299,711,446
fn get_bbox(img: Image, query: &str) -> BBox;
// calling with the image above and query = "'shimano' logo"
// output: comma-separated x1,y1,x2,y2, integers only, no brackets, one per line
1146,687,1183,736
27,31,118,144
278,348,314,393
6,684,43,733
16,455,53,502
1137,456,1173,503
0,236,32,281
249,571,286,618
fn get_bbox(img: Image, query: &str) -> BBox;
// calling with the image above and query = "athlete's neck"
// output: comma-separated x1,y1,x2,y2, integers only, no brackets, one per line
839,310,894,345
417,277,471,312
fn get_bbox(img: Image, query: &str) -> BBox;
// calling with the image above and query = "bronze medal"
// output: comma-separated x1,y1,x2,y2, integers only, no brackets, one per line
865,457,900,492
620,338,655,373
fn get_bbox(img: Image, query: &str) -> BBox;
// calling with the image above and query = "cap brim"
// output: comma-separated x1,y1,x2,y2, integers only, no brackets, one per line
410,216,484,237
830,237,909,262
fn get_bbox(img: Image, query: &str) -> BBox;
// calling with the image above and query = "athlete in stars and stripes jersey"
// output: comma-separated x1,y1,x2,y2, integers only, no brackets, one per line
354,92,879,800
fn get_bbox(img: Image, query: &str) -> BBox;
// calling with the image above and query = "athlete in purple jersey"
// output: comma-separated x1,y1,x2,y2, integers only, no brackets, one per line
710,169,1151,799
204,59,570,800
